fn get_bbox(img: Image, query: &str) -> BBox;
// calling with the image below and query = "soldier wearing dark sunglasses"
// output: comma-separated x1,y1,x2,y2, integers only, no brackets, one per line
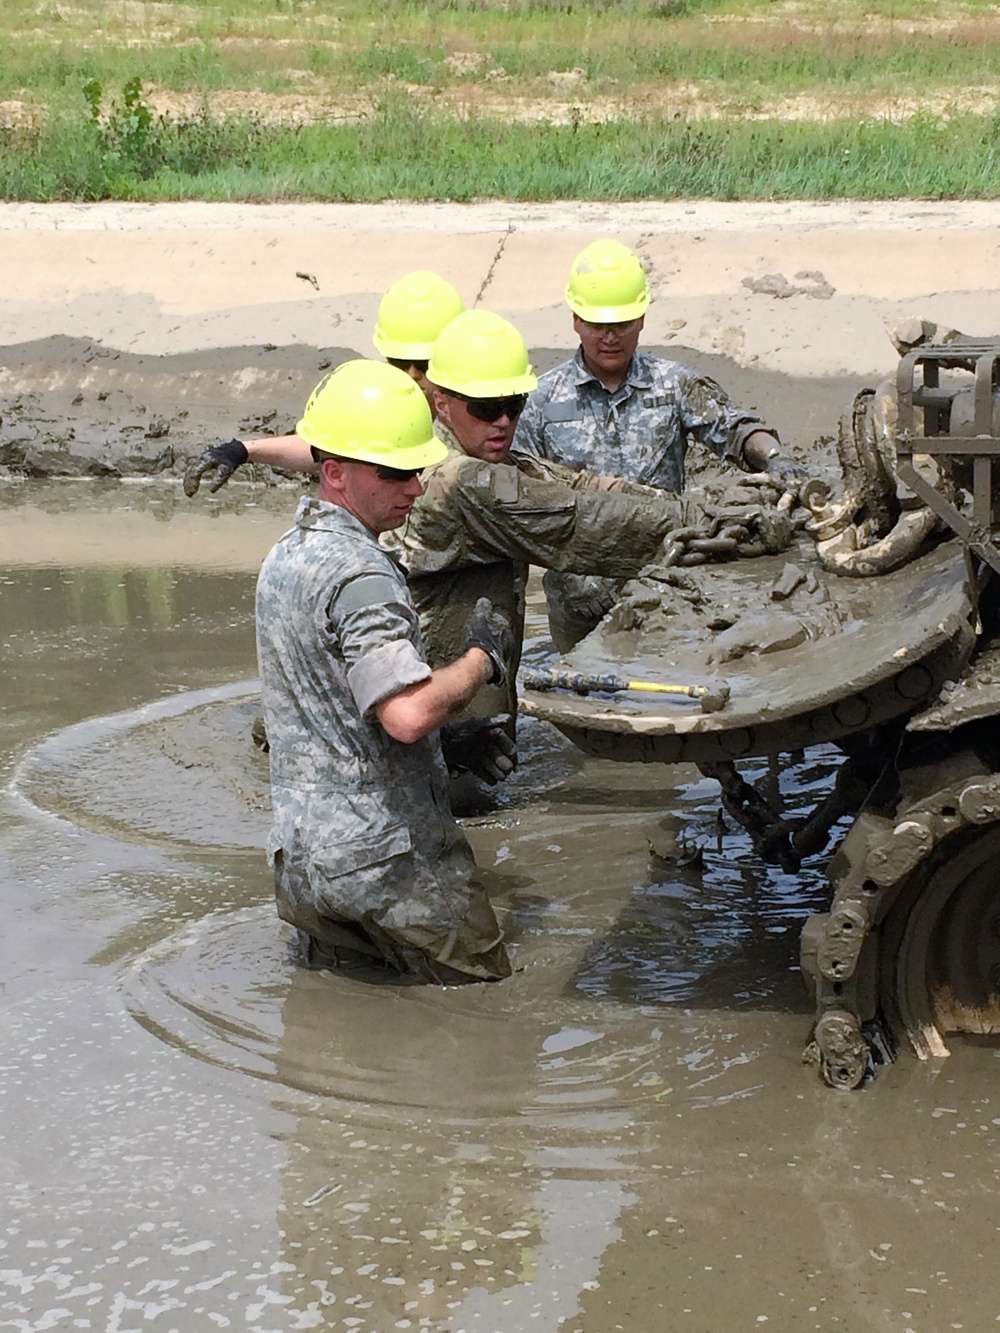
394,310,715,730
184,307,751,769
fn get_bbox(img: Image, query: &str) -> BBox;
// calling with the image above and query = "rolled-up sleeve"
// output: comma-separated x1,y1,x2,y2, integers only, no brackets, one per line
329,572,431,717
678,372,771,465
347,638,431,717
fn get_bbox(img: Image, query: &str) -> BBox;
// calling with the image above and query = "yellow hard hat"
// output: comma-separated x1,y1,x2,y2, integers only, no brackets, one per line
372,271,466,361
427,309,538,398
565,239,650,322
297,360,448,470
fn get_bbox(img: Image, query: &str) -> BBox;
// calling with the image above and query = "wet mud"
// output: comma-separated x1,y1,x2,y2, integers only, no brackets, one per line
0,337,863,478
3,486,1000,1333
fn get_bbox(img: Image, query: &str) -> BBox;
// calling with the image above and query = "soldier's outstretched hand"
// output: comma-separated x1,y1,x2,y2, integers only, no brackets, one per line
183,438,249,496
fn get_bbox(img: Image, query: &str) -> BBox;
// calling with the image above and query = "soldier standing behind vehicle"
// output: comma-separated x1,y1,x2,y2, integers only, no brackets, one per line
255,359,513,983
512,238,803,647
184,271,464,495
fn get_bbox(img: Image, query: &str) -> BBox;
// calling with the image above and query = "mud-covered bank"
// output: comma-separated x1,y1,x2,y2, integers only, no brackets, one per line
3,200,998,479
0,335,863,479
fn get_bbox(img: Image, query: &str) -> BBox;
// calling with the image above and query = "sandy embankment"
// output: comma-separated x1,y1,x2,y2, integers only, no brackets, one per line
0,199,998,478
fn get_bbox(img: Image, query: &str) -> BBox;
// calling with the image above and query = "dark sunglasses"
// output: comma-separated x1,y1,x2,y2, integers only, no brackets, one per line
386,357,430,374
372,463,423,482
448,391,529,423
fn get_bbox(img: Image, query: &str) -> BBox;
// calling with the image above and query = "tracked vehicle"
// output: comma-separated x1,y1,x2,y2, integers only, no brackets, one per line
521,335,1000,1089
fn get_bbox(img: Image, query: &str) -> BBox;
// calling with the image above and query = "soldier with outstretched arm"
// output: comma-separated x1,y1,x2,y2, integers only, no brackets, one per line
190,308,791,768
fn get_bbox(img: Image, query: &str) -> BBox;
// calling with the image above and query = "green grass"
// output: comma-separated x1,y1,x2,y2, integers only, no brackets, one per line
2,0,1000,200
3,95,999,201
8,22,1000,101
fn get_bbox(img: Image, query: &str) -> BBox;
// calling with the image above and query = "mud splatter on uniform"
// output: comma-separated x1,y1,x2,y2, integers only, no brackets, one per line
512,347,779,647
513,346,774,491
392,422,694,720
256,495,510,982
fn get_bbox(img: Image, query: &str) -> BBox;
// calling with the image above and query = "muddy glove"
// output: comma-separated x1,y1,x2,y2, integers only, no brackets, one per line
464,597,514,690
439,715,517,785
183,438,249,496
763,451,809,481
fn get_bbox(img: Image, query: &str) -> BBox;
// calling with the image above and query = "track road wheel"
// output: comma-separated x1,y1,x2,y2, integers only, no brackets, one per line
881,823,1000,1059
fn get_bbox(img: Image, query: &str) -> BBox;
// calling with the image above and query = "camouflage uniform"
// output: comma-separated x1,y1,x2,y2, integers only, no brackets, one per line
392,423,695,718
256,495,511,983
512,347,779,647
513,346,775,490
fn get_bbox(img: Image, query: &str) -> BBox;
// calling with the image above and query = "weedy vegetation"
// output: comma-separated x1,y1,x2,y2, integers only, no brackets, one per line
1,0,999,200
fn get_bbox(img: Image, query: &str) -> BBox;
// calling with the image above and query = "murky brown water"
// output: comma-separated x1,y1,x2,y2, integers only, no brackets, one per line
3,487,1000,1333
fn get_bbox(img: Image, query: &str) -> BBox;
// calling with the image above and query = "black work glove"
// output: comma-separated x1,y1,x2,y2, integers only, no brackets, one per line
183,439,249,496
439,715,517,786
464,597,514,690
764,452,809,481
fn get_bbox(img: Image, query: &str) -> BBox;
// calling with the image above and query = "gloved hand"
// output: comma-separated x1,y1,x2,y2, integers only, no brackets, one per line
464,597,514,690
764,452,809,481
439,715,517,786
183,439,249,496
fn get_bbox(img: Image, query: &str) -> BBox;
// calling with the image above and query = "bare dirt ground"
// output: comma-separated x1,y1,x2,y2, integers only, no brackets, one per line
138,79,1000,127
1,199,998,477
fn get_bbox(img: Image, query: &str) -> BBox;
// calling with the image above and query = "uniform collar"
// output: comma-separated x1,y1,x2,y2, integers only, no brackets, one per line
572,344,654,392
429,419,469,460
294,494,374,539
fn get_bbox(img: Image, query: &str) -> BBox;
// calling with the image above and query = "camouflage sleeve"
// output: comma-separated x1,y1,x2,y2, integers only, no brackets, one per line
513,451,664,497
330,572,431,716
450,461,690,578
677,372,774,466
511,391,546,458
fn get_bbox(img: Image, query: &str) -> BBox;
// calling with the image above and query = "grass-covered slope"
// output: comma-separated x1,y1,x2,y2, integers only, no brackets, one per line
2,0,999,200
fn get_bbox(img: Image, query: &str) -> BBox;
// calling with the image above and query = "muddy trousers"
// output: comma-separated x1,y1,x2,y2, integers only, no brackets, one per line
272,849,512,985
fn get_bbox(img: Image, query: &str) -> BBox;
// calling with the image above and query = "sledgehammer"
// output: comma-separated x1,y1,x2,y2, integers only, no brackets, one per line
520,668,730,714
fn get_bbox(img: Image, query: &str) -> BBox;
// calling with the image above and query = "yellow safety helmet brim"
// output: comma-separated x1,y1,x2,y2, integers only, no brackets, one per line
297,360,449,470
565,238,651,323
566,289,651,323
427,309,538,398
372,271,466,361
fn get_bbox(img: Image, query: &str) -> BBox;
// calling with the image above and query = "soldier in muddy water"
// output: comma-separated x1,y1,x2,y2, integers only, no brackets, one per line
255,358,516,983
201,310,736,726
511,238,806,648
187,277,801,781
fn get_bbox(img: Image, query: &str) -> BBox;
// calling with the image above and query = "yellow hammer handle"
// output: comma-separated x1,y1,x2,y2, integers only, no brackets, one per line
625,680,704,697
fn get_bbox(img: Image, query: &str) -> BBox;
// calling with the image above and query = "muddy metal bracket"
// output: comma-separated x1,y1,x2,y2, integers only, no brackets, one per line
801,344,1000,1087
895,339,1000,575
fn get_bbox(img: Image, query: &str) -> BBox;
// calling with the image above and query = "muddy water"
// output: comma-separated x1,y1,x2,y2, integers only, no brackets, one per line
3,488,1000,1333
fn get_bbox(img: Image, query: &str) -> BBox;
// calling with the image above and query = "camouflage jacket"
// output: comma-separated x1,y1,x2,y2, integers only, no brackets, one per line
256,497,464,882
392,423,694,716
512,347,776,493
256,497,510,981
